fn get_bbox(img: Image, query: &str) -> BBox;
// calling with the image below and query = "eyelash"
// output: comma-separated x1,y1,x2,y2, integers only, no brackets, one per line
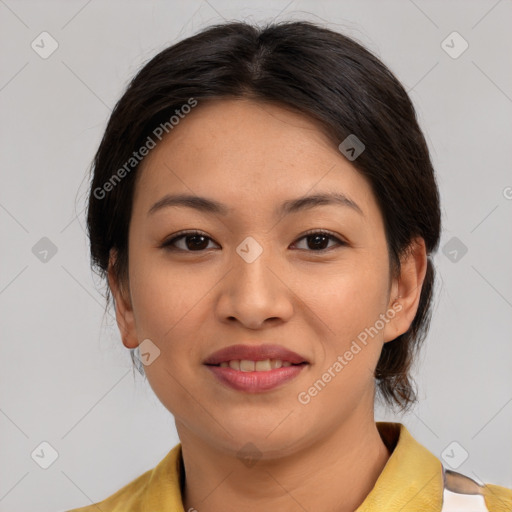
160,229,346,253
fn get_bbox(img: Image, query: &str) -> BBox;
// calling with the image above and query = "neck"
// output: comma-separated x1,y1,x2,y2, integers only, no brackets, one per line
178,415,391,512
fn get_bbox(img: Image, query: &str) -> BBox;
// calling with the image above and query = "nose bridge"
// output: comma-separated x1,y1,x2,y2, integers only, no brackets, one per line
235,235,266,266
217,233,294,327
232,234,274,290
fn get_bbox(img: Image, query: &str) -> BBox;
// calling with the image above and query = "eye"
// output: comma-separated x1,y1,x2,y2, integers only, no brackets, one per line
160,230,219,252
291,229,346,252
160,229,346,253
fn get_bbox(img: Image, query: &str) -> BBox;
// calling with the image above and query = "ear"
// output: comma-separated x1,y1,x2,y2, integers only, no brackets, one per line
107,248,139,349
383,237,428,343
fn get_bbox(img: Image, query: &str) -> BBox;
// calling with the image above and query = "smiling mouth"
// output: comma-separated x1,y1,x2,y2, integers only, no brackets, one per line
206,359,308,371
204,359,309,393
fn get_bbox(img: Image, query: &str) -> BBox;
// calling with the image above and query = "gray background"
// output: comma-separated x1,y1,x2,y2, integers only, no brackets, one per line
1,1,511,511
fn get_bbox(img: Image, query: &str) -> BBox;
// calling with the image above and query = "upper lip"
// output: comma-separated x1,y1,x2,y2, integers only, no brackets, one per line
203,344,309,365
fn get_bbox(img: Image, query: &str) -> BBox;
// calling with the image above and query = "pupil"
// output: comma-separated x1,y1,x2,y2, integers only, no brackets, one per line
187,235,208,250
309,234,328,250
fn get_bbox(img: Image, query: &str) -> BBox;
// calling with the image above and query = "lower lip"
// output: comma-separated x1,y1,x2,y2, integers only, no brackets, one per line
205,364,307,392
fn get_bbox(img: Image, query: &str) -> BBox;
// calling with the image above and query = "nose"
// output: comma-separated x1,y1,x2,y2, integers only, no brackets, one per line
215,240,294,329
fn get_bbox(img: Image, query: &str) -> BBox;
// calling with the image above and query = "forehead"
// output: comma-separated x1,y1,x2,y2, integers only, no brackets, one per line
132,98,378,222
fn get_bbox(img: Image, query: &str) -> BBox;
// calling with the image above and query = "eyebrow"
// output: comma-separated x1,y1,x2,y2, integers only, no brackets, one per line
147,191,364,217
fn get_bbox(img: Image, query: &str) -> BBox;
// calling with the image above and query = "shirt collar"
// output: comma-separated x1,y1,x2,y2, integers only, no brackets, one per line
355,422,444,511
142,421,444,512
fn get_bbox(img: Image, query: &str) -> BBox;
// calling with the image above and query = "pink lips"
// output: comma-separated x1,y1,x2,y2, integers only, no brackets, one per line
203,344,309,393
203,343,308,365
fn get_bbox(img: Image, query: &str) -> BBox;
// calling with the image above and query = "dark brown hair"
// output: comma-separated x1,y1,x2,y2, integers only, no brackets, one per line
86,20,441,413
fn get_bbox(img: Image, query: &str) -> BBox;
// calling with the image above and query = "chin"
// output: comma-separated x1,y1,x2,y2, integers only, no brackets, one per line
220,422,307,455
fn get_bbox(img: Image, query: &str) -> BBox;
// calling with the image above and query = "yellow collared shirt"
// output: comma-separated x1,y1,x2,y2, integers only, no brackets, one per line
67,422,511,512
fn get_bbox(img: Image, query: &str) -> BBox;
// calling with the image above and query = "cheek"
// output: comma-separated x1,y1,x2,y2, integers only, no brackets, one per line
128,258,210,413
294,256,390,346
128,249,205,337
127,250,220,361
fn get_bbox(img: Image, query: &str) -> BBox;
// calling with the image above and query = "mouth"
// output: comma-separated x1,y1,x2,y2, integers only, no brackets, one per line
205,360,308,371
203,343,309,367
202,344,309,392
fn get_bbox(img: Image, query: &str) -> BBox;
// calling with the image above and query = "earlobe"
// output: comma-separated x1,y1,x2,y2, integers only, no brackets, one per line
383,238,428,343
107,249,139,349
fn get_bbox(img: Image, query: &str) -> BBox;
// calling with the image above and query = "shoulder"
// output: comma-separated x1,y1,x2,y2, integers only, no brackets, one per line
64,443,183,512
64,467,153,512
443,469,512,512
481,482,512,512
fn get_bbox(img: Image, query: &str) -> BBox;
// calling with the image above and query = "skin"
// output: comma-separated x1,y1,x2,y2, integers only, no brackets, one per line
108,98,427,512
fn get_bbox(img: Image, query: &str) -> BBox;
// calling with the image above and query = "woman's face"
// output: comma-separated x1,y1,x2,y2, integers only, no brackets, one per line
110,98,408,457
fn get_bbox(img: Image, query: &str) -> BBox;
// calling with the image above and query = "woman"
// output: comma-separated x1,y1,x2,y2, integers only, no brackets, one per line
68,20,511,512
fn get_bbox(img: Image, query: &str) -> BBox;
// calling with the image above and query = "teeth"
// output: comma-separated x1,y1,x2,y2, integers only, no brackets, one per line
219,359,295,371
240,360,255,372
255,359,271,371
